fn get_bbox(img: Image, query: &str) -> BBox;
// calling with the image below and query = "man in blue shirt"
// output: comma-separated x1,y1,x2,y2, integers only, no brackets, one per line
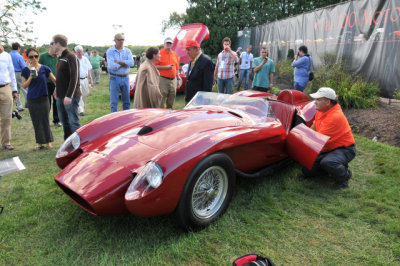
252,47,275,92
0,43,19,150
237,45,253,91
10,42,27,111
292,45,312,92
106,33,134,112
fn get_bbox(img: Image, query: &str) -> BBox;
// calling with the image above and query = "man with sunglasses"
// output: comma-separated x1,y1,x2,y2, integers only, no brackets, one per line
51,34,81,140
106,33,134,112
0,43,19,150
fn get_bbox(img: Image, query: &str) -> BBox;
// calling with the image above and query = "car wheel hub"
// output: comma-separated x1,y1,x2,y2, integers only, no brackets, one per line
192,165,228,219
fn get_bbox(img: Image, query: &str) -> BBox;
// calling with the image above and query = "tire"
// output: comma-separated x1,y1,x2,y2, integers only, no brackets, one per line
174,152,236,230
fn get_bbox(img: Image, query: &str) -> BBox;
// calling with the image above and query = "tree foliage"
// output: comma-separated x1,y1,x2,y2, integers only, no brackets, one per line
0,0,46,44
161,12,187,34
163,0,346,56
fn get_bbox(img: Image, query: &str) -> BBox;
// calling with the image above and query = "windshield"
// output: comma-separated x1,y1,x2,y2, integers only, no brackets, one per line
184,92,274,124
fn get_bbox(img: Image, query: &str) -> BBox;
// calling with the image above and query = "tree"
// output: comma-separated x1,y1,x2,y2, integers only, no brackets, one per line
0,0,46,44
161,12,187,34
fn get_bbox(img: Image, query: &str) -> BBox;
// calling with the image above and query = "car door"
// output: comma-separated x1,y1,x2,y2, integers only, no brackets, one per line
285,123,330,170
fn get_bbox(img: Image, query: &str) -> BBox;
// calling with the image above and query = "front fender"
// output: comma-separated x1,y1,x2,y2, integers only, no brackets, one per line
124,124,285,216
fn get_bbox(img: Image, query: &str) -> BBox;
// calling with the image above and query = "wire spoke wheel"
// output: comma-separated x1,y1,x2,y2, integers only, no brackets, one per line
191,165,228,219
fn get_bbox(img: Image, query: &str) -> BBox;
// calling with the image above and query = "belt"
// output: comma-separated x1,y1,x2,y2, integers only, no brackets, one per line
110,73,128,78
0,84,9,88
160,76,175,80
80,77,87,79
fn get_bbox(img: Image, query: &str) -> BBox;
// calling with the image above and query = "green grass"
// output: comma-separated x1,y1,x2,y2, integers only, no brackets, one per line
1,72,399,265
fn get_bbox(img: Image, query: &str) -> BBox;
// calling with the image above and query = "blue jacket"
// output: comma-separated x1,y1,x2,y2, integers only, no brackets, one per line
292,55,312,86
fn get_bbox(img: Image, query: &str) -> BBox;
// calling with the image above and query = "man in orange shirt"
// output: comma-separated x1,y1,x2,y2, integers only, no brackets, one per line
155,37,180,108
302,87,356,189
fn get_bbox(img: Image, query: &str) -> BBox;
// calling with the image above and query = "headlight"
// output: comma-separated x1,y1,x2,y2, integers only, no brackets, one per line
56,132,80,158
125,161,163,200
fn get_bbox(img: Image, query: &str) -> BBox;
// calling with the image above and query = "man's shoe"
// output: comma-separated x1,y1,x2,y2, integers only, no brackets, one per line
17,107,24,112
2,144,14,150
54,122,62,127
79,112,85,116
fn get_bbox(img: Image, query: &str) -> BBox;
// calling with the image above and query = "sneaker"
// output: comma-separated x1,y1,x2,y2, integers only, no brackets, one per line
79,112,85,116
54,122,62,127
17,107,24,112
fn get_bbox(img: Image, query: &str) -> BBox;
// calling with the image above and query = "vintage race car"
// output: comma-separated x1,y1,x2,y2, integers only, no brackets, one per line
54,90,329,230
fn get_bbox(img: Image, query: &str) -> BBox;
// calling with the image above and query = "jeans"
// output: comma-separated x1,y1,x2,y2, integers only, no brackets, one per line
217,78,234,94
294,82,306,92
302,145,356,183
56,97,81,140
109,75,130,113
237,69,250,90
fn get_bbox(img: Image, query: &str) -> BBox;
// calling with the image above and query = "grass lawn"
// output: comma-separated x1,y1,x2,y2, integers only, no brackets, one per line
1,71,399,265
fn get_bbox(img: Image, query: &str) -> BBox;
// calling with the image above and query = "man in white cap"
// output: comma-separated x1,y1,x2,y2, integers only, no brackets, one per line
155,37,180,108
303,87,356,189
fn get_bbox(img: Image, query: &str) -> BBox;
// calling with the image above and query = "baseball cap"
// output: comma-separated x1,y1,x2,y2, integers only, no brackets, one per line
185,40,200,48
310,87,337,100
164,37,173,43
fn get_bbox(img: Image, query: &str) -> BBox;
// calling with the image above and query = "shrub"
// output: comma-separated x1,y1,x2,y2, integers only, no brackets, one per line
309,53,380,108
287,49,294,60
393,88,400,100
275,60,293,89
270,87,281,96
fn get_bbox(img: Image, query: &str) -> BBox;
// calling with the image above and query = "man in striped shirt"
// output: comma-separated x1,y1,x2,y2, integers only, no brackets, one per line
214,37,238,94
52,34,81,140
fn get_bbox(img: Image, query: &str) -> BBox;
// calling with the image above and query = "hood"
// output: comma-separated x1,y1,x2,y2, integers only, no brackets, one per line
85,108,246,172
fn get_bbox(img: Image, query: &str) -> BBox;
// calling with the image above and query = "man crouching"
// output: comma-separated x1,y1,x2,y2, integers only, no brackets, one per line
303,87,356,189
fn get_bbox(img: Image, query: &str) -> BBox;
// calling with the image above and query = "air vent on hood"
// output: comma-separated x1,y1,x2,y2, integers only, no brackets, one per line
137,126,153,135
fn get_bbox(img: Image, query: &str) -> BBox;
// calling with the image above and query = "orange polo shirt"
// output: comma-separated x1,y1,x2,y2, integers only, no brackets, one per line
313,104,355,152
155,48,179,78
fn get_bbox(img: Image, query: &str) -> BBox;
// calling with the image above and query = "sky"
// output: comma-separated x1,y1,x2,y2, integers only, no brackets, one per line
28,0,189,46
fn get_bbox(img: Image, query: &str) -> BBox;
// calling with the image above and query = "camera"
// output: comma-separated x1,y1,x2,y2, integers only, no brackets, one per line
12,110,22,120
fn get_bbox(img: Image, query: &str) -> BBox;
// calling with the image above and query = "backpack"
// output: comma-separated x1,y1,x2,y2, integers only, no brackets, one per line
232,254,275,266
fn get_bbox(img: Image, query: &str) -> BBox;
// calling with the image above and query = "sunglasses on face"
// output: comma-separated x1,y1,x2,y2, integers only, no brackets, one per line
116,38,125,41
28,55,39,59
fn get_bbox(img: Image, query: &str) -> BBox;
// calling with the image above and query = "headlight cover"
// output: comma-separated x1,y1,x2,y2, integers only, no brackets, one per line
125,161,163,200
56,132,80,158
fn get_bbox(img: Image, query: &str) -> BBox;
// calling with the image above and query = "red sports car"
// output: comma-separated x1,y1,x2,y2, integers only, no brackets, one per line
54,90,329,230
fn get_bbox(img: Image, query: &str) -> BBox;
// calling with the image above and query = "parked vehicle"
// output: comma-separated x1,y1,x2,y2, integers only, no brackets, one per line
54,89,329,230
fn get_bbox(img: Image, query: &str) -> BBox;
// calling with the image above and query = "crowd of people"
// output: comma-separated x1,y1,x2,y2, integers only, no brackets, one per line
0,34,355,188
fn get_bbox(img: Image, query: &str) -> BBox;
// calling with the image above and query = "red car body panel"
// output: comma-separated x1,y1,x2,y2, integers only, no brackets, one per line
171,23,210,64
54,90,328,217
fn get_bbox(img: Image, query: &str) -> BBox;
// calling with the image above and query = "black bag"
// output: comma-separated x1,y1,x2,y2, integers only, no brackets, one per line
233,254,275,266
309,72,314,81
